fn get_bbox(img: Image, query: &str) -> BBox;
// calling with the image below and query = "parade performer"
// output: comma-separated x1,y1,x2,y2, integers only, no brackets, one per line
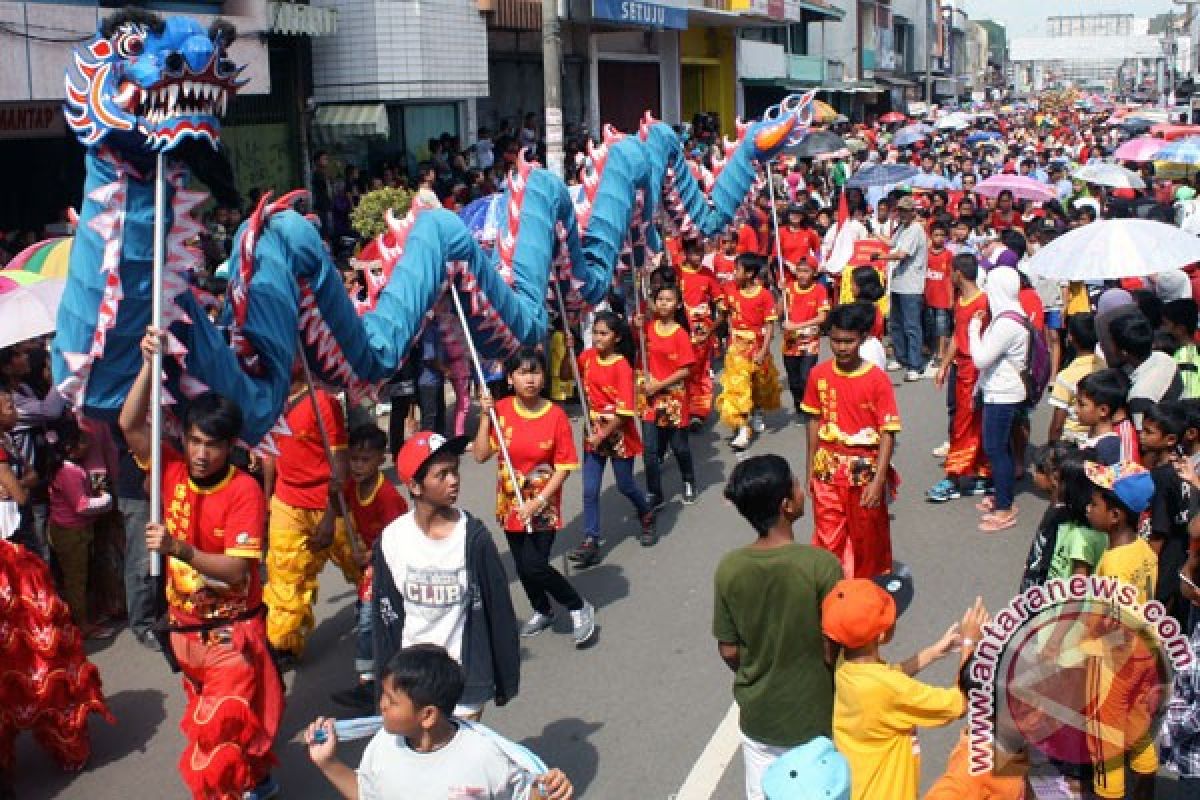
263,367,357,665
928,253,991,502
638,283,698,507
802,304,900,579
330,425,408,714
120,329,281,800
715,254,782,451
569,312,657,567
780,257,830,417
676,240,721,428
0,383,112,794
473,347,595,647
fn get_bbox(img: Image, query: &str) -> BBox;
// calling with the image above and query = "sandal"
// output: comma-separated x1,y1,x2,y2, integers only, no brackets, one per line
975,497,995,513
979,512,1018,533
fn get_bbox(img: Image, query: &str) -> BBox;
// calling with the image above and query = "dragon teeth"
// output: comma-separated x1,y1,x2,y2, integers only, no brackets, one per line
168,84,179,111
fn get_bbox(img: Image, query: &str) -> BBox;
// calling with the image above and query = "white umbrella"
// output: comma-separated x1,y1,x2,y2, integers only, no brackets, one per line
0,279,64,349
935,112,971,131
1023,219,1200,280
1072,163,1146,190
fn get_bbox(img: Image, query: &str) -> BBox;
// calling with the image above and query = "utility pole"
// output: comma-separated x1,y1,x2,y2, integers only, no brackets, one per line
542,0,565,178
924,0,934,107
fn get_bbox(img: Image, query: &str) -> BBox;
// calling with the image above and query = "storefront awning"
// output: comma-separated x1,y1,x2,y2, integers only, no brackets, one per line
817,83,884,94
313,104,389,141
796,1,845,20
875,74,917,88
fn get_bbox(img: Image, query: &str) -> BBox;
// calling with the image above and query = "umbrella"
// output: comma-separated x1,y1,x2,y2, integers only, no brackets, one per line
906,172,951,190
973,174,1057,202
846,163,919,188
0,275,65,349
814,148,852,162
787,130,848,159
879,112,907,124
965,131,1001,146
1119,118,1156,135
1154,136,1200,166
893,129,927,148
1071,163,1146,190
899,122,933,136
1023,219,1200,280
935,112,971,131
811,100,839,124
458,193,505,243
6,237,72,278
1114,136,1167,162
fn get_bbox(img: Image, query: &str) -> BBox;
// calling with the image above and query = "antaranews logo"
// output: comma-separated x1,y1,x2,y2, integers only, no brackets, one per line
966,575,1194,777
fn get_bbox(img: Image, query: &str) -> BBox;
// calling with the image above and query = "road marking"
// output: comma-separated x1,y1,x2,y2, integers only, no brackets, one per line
673,702,741,800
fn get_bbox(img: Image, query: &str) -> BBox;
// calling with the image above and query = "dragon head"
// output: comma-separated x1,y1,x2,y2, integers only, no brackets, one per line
65,10,245,152
750,90,818,158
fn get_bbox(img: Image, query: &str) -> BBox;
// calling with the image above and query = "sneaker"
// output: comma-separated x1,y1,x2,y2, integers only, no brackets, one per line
568,539,603,568
886,359,902,372
966,478,992,496
923,362,940,379
243,775,280,800
520,611,555,638
331,681,377,713
688,418,704,434
750,412,766,433
904,370,920,382
926,478,961,503
932,441,949,458
639,511,658,547
645,492,665,512
136,629,161,652
682,482,696,505
570,602,597,647
375,402,392,417
731,426,752,451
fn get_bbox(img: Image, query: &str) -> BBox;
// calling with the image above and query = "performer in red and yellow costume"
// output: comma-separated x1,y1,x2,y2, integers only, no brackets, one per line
714,254,781,451
801,305,900,580
676,239,722,427
120,329,282,800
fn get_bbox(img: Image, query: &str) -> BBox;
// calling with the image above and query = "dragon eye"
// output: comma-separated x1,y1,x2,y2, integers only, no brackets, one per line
164,53,184,73
114,31,145,59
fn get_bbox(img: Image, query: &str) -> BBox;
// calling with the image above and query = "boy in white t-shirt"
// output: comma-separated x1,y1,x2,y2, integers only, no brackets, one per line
306,644,574,800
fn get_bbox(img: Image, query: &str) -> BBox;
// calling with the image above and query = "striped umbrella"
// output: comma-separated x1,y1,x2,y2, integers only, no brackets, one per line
811,100,839,124
6,236,73,278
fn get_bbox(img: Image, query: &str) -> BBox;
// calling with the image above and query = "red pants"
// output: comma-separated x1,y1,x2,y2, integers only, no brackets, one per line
686,336,714,421
172,618,283,799
810,478,893,579
945,359,989,479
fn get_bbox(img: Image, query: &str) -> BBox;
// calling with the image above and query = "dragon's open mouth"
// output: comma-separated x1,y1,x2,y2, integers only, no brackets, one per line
134,79,230,123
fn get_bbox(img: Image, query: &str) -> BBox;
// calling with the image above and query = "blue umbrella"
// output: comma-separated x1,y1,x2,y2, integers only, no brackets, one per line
1155,136,1200,166
846,164,919,188
893,129,926,148
906,172,950,190
966,131,1001,145
457,193,505,243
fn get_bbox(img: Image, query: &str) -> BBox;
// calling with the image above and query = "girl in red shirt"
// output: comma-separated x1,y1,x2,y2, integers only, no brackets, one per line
569,312,656,567
638,283,698,507
780,258,830,416
988,190,1021,232
473,347,595,645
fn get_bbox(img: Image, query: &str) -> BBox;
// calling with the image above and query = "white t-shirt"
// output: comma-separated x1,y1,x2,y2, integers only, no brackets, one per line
860,337,888,372
381,509,470,663
357,722,526,800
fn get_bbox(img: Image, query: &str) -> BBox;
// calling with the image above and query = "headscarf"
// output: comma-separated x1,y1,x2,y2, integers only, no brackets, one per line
985,266,1023,318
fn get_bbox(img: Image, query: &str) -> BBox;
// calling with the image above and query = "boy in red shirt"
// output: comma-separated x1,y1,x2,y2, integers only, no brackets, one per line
331,425,408,712
923,222,954,377
801,304,900,578
708,232,739,288
777,206,822,268
780,257,830,417
928,253,991,502
716,254,782,451
677,239,723,428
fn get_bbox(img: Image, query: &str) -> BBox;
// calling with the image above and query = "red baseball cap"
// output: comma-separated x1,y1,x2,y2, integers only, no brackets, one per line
395,431,469,484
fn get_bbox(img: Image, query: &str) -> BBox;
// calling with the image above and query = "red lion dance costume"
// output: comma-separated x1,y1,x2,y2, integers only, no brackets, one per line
0,537,113,783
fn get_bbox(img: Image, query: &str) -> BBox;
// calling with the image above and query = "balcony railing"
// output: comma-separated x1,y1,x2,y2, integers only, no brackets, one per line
788,53,826,83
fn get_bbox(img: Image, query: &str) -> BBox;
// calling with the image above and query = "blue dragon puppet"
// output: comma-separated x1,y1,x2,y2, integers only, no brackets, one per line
53,10,817,448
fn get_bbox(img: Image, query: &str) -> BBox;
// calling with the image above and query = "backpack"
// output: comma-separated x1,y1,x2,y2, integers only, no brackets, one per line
998,310,1052,408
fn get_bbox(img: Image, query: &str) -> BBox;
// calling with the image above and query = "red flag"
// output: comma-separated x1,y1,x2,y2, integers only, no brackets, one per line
836,188,849,228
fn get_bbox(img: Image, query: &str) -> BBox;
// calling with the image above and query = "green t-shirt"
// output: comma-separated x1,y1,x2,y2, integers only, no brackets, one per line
1047,521,1108,580
713,543,843,746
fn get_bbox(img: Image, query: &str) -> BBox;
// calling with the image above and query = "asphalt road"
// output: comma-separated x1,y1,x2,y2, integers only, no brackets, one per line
12,366,1194,799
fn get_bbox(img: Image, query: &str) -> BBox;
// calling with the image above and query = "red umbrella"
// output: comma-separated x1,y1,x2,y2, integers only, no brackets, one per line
880,112,907,124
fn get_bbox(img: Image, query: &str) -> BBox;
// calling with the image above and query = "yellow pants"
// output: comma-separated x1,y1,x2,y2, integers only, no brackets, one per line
263,496,360,657
549,330,576,402
715,340,782,430
47,522,94,627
